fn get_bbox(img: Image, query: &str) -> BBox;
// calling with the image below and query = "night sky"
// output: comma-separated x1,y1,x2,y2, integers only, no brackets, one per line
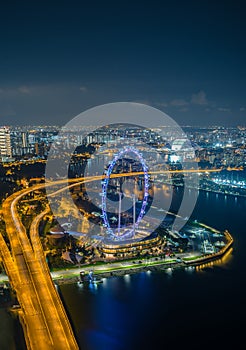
0,0,245,126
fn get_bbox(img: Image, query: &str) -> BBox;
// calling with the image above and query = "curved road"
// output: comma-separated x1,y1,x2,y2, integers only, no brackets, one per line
2,188,79,350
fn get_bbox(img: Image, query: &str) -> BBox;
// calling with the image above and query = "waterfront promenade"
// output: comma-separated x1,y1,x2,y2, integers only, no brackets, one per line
1,229,233,286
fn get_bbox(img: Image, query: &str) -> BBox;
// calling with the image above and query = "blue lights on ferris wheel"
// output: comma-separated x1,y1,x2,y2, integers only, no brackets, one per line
101,146,149,240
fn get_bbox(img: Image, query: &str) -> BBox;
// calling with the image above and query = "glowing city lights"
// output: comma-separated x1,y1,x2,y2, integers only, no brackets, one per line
101,147,149,240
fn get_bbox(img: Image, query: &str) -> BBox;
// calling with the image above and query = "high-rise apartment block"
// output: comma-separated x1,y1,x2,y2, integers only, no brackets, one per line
0,126,12,158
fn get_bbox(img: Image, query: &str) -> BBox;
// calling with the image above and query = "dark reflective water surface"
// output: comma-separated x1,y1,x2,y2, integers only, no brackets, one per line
60,191,246,350
1,191,245,349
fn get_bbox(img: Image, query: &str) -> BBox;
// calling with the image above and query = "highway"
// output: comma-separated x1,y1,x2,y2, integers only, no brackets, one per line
0,166,240,349
2,189,79,350
47,166,240,197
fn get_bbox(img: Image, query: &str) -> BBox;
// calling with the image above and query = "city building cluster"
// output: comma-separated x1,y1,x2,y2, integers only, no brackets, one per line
0,125,245,176
0,125,245,163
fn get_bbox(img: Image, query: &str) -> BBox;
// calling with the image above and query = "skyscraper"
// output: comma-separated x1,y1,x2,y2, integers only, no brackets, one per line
21,131,29,148
0,126,12,158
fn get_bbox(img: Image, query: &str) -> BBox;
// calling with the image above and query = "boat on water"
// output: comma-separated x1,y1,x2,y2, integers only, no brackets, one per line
80,276,103,284
79,270,103,284
91,277,103,284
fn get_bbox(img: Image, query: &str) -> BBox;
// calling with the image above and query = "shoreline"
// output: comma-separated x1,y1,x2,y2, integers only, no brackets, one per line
0,229,234,287
0,230,234,286
53,229,233,285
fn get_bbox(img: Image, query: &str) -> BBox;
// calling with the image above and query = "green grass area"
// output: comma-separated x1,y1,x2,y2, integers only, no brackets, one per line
149,259,176,265
93,259,176,274
53,274,77,280
51,258,178,279
183,255,203,261
50,260,108,272
50,265,80,272
93,266,138,274
50,258,176,273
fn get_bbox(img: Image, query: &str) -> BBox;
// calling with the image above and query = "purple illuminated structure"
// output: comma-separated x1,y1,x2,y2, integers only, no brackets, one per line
101,147,149,240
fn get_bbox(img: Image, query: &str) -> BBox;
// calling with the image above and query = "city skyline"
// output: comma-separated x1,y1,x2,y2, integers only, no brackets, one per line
0,1,245,126
0,2,246,349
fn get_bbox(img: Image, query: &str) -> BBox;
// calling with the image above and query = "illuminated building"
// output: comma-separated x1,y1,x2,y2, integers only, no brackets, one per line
0,126,12,159
100,234,162,257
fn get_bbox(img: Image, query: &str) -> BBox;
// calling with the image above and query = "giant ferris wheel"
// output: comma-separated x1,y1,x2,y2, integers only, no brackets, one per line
101,146,149,240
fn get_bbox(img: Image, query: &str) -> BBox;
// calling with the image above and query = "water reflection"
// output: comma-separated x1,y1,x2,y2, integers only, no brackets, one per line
166,267,173,276
123,274,131,284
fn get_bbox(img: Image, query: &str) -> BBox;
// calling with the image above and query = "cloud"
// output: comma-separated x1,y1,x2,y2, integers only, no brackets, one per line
131,99,152,106
155,102,168,108
0,85,32,95
179,107,189,112
79,86,87,92
158,91,208,108
170,98,189,106
218,107,230,112
18,86,31,94
191,90,208,105
240,107,245,111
